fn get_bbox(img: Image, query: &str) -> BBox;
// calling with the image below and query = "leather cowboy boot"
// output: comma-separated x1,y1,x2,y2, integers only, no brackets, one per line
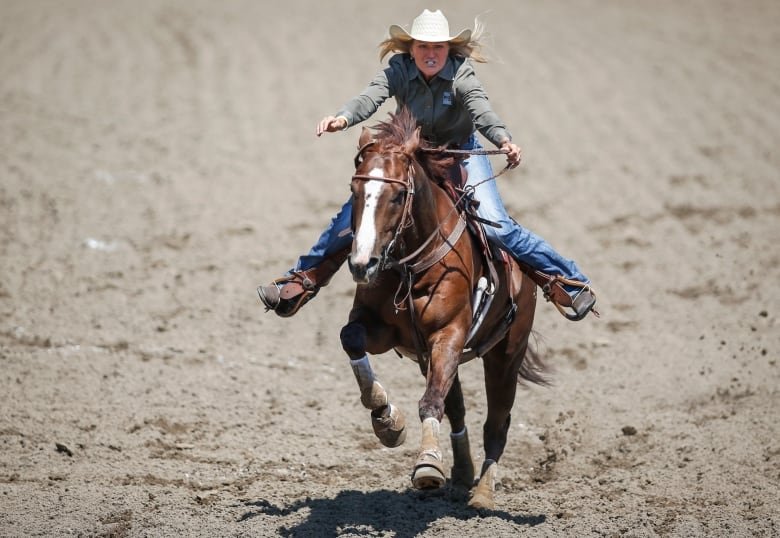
257,247,350,317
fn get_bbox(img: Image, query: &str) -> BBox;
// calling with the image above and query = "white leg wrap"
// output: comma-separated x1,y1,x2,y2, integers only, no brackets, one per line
423,417,441,438
481,459,498,490
350,355,376,392
351,355,387,409
421,417,442,459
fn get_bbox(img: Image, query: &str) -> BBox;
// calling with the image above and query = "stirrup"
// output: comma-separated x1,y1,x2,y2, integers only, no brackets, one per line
258,272,320,318
257,248,349,318
542,277,599,321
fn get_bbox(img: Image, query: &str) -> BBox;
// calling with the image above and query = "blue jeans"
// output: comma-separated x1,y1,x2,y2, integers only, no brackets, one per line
293,134,588,286
294,200,353,272
460,135,589,284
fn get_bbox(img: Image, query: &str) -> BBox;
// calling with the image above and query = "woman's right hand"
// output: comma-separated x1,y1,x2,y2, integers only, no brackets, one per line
316,116,347,136
500,140,523,168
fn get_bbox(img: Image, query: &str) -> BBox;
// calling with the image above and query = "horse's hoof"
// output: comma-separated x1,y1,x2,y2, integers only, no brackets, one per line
412,465,446,490
467,490,495,510
371,404,406,448
412,447,446,490
468,459,498,509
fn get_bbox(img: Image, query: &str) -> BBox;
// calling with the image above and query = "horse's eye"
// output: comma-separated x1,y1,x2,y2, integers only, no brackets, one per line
392,190,406,205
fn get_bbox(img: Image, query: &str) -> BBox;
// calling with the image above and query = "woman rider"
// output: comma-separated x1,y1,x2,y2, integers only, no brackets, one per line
258,9,596,320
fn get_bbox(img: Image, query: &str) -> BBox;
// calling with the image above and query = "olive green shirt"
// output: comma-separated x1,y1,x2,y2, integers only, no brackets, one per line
336,54,512,148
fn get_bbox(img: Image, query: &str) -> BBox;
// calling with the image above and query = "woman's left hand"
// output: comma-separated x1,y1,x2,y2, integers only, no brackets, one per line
500,140,522,168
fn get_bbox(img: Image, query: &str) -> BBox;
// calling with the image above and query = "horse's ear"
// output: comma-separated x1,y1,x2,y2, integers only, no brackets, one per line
403,127,421,156
358,127,373,149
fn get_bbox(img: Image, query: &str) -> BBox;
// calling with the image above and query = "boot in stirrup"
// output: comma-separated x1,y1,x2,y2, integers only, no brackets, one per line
257,248,349,318
257,273,319,318
517,262,598,321
543,280,597,321
569,286,597,321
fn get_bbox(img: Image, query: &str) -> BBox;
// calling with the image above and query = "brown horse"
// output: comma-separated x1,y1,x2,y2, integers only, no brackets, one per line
340,109,544,510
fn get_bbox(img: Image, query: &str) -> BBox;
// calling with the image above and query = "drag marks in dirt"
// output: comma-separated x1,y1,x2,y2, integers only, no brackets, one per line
588,201,779,249
488,409,633,498
663,202,780,235
97,509,133,537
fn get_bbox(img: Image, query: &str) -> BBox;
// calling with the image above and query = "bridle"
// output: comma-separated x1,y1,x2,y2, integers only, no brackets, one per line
351,141,417,271
351,141,513,275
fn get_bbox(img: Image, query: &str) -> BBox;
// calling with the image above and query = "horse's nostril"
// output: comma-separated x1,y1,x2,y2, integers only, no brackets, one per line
348,256,367,279
348,255,379,282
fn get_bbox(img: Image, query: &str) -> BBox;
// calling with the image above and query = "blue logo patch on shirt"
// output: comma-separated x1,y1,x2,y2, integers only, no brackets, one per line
442,91,453,106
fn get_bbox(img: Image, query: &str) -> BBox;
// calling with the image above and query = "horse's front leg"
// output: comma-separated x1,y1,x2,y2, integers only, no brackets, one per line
340,319,406,448
411,333,464,489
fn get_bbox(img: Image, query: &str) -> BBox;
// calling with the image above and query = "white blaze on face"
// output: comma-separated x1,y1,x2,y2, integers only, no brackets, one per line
352,167,385,266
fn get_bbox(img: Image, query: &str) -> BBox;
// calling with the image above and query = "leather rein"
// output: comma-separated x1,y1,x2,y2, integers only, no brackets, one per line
351,144,418,273
351,142,510,275
352,142,466,274
351,141,512,368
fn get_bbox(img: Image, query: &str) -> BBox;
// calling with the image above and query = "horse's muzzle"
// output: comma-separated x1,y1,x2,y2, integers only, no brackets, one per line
348,254,380,284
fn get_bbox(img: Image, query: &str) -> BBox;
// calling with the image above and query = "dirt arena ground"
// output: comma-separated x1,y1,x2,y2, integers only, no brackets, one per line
1,1,779,536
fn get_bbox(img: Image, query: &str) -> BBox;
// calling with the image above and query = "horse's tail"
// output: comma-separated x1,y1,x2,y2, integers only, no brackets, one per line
518,337,550,386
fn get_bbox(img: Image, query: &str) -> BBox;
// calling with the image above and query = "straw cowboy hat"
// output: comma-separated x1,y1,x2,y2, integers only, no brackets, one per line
389,9,472,44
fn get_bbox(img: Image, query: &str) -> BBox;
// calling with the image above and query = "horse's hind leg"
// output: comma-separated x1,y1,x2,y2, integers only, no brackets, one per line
340,320,406,447
445,375,475,489
469,351,522,510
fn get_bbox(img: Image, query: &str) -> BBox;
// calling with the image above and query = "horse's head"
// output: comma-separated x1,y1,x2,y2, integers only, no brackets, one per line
348,114,421,285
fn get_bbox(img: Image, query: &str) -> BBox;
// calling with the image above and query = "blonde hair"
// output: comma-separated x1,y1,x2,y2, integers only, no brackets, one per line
378,18,488,63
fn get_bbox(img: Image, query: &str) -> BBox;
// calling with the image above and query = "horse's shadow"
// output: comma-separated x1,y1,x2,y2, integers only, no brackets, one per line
237,487,545,537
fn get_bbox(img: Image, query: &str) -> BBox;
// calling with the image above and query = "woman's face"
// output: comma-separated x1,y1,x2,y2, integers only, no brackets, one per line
411,40,450,80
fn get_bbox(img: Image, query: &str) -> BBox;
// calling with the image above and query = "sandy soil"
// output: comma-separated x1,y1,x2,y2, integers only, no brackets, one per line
1,1,779,536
